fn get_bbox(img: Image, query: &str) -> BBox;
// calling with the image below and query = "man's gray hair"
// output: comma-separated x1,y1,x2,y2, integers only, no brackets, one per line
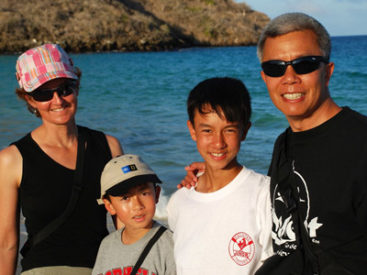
257,12,331,62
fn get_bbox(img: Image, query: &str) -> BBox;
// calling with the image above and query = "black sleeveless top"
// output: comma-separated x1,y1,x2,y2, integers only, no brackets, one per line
13,126,112,271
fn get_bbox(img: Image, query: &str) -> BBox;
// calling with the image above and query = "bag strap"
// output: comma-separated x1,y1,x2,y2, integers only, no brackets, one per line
277,132,320,274
130,226,167,275
294,199,320,274
286,164,320,273
20,128,87,256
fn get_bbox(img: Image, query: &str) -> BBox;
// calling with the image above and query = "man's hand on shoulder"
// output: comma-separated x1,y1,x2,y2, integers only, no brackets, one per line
177,162,205,189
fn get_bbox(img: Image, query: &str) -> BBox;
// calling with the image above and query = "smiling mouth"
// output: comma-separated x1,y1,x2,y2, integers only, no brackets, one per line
210,152,228,160
211,152,225,157
283,93,304,100
51,107,65,112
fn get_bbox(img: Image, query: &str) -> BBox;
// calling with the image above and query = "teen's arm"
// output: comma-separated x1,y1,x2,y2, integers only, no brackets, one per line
177,162,206,189
0,146,22,275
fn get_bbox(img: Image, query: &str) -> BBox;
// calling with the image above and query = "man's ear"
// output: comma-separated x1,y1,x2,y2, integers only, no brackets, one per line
187,120,197,141
241,122,252,141
103,198,117,215
155,185,161,204
260,70,267,83
324,61,334,87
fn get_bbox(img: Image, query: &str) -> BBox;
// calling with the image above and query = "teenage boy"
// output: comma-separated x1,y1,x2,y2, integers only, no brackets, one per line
92,154,176,275
167,77,273,274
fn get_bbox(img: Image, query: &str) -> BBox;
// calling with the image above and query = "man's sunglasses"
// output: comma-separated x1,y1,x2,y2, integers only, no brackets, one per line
29,81,78,102
261,56,329,77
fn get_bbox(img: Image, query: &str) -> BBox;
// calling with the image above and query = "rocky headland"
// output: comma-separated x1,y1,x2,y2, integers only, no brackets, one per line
0,0,269,53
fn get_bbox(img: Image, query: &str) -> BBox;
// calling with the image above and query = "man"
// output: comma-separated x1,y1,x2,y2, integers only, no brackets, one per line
183,13,367,274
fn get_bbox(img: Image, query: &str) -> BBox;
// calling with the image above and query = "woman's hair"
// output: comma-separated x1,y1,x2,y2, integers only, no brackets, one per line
15,67,82,117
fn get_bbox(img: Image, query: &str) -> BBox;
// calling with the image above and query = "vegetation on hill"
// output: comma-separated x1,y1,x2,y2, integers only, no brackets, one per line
0,0,269,53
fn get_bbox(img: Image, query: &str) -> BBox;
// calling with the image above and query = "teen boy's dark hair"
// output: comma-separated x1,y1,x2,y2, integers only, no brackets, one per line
187,77,252,130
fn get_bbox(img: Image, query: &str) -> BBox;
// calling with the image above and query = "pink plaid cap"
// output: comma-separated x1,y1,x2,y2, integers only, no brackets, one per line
15,44,78,92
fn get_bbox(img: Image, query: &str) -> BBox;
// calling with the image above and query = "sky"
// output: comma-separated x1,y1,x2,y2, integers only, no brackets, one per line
236,0,367,36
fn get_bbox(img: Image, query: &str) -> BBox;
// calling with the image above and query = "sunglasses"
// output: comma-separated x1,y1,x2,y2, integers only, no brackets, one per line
29,81,78,102
261,56,329,77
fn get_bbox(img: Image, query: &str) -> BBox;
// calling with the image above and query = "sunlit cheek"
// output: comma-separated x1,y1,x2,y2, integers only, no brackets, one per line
118,202,132,213
35,101,50,109
197,135,212,146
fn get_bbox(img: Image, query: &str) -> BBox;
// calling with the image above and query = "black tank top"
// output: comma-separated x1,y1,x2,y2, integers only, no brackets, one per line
13,126,112,271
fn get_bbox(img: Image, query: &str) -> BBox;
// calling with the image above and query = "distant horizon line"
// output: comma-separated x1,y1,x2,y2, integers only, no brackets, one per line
331,34,367,38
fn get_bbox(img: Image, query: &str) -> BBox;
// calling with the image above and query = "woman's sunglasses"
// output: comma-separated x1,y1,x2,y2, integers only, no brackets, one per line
29,81,78,102
261,55,329,77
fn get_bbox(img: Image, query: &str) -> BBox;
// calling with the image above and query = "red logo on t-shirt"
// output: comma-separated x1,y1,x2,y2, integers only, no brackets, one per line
98,267,157,275
228,232,255,266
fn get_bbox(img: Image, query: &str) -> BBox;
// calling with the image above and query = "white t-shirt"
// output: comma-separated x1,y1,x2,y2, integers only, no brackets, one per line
167,166,273,275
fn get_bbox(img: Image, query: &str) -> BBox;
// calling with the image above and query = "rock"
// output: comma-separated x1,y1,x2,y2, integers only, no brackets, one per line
0,0,269,53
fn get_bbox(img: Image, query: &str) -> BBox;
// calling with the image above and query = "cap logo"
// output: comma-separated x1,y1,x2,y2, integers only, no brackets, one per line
122,164,137,174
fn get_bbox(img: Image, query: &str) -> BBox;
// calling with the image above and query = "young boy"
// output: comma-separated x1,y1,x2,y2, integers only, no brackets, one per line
167,77,273,274
92,154,176,275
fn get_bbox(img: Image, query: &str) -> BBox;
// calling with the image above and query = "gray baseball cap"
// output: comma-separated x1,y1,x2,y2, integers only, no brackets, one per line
97,154,161,205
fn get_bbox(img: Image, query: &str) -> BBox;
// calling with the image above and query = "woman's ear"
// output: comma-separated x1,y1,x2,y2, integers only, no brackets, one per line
25,94,37,109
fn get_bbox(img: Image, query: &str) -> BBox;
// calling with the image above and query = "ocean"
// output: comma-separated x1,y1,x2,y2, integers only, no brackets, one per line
0,35,366,271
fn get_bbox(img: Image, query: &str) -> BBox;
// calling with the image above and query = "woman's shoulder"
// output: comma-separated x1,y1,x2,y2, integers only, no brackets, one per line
0,144,22,164
0,144,23,187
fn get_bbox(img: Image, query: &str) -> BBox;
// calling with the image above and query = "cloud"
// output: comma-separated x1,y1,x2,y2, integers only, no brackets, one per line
286,0,325,14
236,0,367,35
335,0,367,2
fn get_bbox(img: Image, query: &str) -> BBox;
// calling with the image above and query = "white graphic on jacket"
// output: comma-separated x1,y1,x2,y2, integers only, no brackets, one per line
272,161,323,255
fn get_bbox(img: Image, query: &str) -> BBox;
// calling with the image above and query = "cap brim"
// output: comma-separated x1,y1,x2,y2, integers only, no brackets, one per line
106,174,162,197
29,72,78,92
22,71,78,92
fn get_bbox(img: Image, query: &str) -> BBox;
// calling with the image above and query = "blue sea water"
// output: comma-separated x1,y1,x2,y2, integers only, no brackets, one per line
1,36,367,220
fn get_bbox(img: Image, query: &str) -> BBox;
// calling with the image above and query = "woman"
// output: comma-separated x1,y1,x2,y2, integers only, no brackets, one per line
0,44,123,274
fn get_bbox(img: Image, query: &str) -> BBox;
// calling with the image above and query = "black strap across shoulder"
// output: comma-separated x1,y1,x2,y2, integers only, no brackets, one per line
277,132,320,274
130,226,167,275
20,128,87,257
